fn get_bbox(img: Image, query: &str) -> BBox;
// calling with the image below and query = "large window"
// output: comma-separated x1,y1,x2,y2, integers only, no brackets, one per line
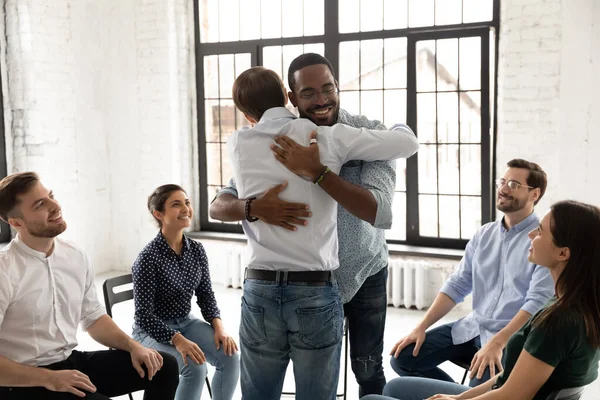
195,0,499,248
0,67,8,243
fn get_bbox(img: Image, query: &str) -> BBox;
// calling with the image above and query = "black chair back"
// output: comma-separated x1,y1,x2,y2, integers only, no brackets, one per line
103,274,133,318
546,386,586,400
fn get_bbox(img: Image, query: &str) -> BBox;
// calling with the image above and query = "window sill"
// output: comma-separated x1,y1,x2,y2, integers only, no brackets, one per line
188,231,464,261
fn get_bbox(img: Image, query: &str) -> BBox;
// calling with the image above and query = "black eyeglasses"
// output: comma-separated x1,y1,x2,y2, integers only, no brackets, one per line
495,179,534,191
298,84,338,102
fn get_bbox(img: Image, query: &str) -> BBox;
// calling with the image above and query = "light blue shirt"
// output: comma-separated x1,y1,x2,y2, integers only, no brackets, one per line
218,109,402,302
440,212,555,345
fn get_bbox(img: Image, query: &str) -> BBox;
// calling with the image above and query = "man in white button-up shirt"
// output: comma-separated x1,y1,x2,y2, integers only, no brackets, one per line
228,67,418,400
0,172,179,400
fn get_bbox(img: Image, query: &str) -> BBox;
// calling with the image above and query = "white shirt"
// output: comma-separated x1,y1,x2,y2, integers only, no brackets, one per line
0,235,105,366
227,107,419,272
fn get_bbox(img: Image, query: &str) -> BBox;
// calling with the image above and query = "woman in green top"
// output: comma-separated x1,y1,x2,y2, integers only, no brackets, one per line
362,200,600,400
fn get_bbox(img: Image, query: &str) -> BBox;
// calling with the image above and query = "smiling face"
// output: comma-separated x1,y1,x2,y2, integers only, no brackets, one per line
289,64,340,127
9,181,67,238
152,190,193,230
527,210,569,270
496,167,539,213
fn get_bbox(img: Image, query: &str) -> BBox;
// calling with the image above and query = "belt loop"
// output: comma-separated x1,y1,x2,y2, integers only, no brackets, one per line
282,270,289,287
275,270,281,286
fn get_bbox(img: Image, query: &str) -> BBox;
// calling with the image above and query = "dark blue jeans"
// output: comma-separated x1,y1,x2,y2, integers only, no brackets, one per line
390,322,502,387
344,266,388,397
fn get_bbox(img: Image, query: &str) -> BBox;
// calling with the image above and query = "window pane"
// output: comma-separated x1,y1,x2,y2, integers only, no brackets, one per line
221,145,234,185
435,0,462,25
460,145,481,195
439,195,460,238
303,43,325,55
264,44,325,90
419,195,438,236
206,143,222,186
386,192,406,240
204,56,219,98
339,91,360,115
219,100,236,144
416,40,436,92
361,40,384,90
282,0,303,38
218,54,235,98
219,0,239,42
418,144,437,194
339,41,360,91
461,196,481,239
384,0,408,30
437,145,460,195
384,90,407,131
263,46,283,77
417,93,436,144
462,0,493,23
460,37,481,90
437,92,459,143
436,39,458,91
409,0,434,28
339,0,360,33
460,91,481,143
396,159,407,192
384,38,407,89
200,0,220,43
235,53,251,77
261,0,282,38
281,45,304,85
304,0,325,36
205,100,221,142
361,90,383,122
361,0,383,32
240,0,261,40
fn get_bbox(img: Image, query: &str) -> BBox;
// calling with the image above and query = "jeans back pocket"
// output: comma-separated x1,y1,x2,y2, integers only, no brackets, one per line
240,297,268,347
297,301,342,349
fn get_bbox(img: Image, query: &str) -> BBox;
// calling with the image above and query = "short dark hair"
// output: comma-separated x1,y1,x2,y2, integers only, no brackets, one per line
0,172,40,221
507,159,547,205
147,184,187,228
287,53,335,92
232,67,287,122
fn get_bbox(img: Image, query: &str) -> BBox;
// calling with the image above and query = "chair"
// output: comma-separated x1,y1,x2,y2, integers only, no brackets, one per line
281,318,349,399
449,356,471,385
545,386,586,400
103,274,212,399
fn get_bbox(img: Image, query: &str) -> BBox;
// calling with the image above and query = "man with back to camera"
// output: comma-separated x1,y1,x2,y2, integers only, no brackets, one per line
0,172,179,399
210,53,400,397
389,159,554,387
225,65,418,400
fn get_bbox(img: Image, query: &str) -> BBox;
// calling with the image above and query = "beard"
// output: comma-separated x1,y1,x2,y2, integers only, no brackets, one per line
24,220,67,238
298,101,340,127
496,195,527,213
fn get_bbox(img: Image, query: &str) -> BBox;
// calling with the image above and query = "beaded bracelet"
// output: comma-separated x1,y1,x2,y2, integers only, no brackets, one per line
313,165,330,184
245,196,259,222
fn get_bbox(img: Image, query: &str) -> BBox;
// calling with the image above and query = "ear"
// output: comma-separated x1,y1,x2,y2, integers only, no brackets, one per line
283,91,289,105
557,246,570,262
7,216,22,230
243,113,257,126
530,187,541,204
289,91,298,107
152,209,163,223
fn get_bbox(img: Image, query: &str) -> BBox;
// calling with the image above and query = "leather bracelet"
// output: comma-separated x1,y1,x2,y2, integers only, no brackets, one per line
245,196,259,222
313,165,330,184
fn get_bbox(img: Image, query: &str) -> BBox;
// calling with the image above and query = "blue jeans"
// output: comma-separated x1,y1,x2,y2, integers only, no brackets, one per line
361,377,470,400
390,322,497,387
240,278,344,400
344,266,388,396
133,316,240,400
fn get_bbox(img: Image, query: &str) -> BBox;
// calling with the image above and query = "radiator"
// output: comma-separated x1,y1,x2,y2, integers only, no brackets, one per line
202,241,247,289
387,259,433,310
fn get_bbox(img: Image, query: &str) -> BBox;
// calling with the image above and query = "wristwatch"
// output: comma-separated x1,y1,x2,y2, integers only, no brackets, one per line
169,331,180,345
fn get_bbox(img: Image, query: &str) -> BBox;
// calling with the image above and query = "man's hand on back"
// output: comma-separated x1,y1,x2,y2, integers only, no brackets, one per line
250,182,312,231
270,131,323,181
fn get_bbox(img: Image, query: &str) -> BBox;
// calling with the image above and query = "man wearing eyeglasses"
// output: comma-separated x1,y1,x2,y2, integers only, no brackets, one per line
210,53,402,397
388,159,554,387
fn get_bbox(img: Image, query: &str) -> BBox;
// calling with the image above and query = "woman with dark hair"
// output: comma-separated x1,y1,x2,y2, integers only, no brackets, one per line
363,200,600,400
132,184,239,400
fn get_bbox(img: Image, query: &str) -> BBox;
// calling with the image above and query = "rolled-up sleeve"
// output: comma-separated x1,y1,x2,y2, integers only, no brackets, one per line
195,245,221,322
361,160,396,229
213,177,238,200
440,231,480,304
80,254,106,331
132,255,177,343
521,264,554,315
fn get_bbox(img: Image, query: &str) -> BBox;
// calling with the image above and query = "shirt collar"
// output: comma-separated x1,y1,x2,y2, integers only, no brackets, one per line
156,231,191,252
258,107,297,124
14,234,52,260
500,212,538,234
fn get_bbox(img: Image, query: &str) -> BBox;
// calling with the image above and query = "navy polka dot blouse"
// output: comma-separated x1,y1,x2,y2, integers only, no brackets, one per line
132,232,221,343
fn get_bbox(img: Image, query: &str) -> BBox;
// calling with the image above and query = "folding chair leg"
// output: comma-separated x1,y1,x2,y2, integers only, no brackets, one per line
343,325,349,400
461,369,468,385
206,377,212,398
128,394,134,400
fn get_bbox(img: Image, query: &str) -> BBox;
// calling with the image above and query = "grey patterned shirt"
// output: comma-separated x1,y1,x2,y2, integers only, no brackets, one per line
217,108,396,303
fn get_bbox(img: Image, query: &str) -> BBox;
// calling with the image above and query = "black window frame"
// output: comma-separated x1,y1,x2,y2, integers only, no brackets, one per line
0,63,9,243
194,0,500,249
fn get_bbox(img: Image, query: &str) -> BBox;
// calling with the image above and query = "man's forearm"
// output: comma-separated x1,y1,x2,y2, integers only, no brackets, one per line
209,194,245,222
489,310,532,347
417,292,457,331
318,171,377,225
0,355,50,387
87,315,137,352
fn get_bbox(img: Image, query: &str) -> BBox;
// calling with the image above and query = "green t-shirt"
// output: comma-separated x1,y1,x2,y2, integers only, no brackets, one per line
496,297,600,399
